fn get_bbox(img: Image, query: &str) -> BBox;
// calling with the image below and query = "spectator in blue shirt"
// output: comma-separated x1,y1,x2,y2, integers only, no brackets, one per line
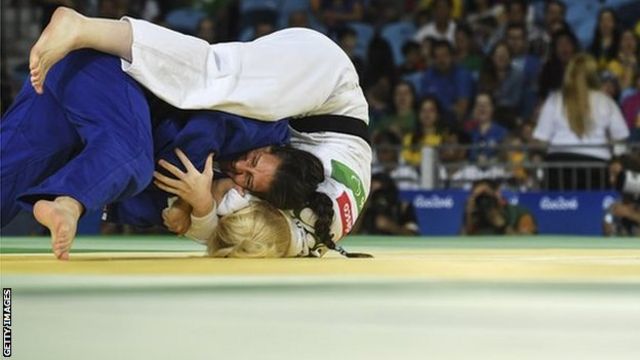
468,92,508,161
506,22,541,120
478,41,526,129
419,39,474,125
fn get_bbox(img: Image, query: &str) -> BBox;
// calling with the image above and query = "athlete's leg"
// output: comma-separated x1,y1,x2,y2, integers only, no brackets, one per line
29,9,366,122
0,79,80,227
29,7,133,94
20,51,154,259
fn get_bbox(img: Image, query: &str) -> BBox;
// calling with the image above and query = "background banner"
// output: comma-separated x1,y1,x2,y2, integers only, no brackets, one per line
400,190,620,236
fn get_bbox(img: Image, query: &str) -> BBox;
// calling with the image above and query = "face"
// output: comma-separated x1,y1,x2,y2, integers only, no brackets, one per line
255,23,275,38
434,0,451,23
473,94,493,123
341,34,357,53
620,31,638,54
220,147,281,193
197,19,216,43
506,28,526,55
421,38,433,64
556,36,576,63
433,46,453,72
288,11,309,27
455,30,469,52
545,3,565,27
492,44,511,70
376,144,398,164
507,3,526,23
394,83,414,110
419,100,438,127
598,11,616,36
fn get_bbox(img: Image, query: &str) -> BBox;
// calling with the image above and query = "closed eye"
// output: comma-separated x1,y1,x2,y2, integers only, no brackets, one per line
247,174,253,191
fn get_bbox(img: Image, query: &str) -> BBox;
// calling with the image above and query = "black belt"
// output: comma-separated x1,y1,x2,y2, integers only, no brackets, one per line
289,115,371,145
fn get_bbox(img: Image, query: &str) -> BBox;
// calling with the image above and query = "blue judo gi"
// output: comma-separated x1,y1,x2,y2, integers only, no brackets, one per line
0,50,289,228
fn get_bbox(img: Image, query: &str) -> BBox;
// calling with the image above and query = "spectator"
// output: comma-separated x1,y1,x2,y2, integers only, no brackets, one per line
366,76,392,126
402,96,444,166
288,10,311,28
500,134,530,189
363,34,396,89
535,0,567,56
311,0,364,34
538,28,580,99
607,29,639,93
359,173,419,236
486,0,542,54
506,22,541,119
337,27,366,81
414,0,456,44
454,23,483,77
600,70,620,100
604,156,640,236
467,92,508,161
590,9,621,71
419,37,435,69
374,81,417,137
534,54,629,190
605,196,640,236
253,17,276,39
621,74,640,132
398,41,427,75
506,22,541,89
439,128,469,164
372,131,421,190
419,40,474,124
98,0,129,18
437,129,473,186
465,0,502,52
196,17,217,43
478,41,526,127
462,180,537,235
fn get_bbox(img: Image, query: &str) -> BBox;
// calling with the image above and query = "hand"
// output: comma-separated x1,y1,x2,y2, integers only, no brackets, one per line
162,204,191,235
609,161,623,186
154,149,215,217
610,203,633,219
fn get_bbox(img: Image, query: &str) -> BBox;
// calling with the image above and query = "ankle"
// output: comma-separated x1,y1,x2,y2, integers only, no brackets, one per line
54,196,84,219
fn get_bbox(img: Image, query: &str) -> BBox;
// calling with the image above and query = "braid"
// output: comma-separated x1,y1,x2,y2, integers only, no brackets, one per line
305,191,335,249
305,191,373,258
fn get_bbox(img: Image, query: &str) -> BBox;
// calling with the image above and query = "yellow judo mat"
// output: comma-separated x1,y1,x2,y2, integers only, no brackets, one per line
2,235,640,360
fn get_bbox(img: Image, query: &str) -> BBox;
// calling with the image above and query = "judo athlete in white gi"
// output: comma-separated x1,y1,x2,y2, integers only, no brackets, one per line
30,8,372,257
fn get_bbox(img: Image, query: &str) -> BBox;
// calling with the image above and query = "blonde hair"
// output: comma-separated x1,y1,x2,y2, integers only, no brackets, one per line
207,202,292,258
561,53,600,137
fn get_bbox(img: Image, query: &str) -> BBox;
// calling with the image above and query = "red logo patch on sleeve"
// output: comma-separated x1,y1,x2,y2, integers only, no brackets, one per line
336,191,354,236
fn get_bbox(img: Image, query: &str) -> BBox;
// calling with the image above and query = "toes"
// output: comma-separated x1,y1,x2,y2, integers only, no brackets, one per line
59,251,70,261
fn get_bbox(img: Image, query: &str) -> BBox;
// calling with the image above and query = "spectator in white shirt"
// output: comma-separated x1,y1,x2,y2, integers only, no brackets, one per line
533,53,629,190
414,0,456,45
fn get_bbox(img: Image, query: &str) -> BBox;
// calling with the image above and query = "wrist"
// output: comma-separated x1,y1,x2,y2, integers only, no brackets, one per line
192,197,214,217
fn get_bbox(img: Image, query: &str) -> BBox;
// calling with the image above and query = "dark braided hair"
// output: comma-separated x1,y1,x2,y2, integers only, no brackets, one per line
253,146,372,258
305,191,372,258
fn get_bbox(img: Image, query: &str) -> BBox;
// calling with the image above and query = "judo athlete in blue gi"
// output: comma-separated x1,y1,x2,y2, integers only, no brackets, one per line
0,50,289,259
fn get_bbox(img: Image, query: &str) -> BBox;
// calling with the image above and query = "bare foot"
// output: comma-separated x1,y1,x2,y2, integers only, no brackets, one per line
29,7,84,94
33,197,83,260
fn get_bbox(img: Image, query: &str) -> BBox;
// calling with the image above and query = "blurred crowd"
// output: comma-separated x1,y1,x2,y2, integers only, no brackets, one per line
2,0,640,236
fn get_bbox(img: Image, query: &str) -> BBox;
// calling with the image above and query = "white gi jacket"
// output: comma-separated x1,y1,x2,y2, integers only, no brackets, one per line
122,20,371,242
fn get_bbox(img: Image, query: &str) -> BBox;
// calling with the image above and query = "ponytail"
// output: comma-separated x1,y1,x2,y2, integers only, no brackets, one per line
561,53,600,137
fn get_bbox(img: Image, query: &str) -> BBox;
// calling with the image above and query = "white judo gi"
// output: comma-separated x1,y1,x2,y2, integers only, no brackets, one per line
121,19,371,244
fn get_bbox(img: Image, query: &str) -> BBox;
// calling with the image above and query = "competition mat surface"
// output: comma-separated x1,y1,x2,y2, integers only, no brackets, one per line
2,235,640,360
